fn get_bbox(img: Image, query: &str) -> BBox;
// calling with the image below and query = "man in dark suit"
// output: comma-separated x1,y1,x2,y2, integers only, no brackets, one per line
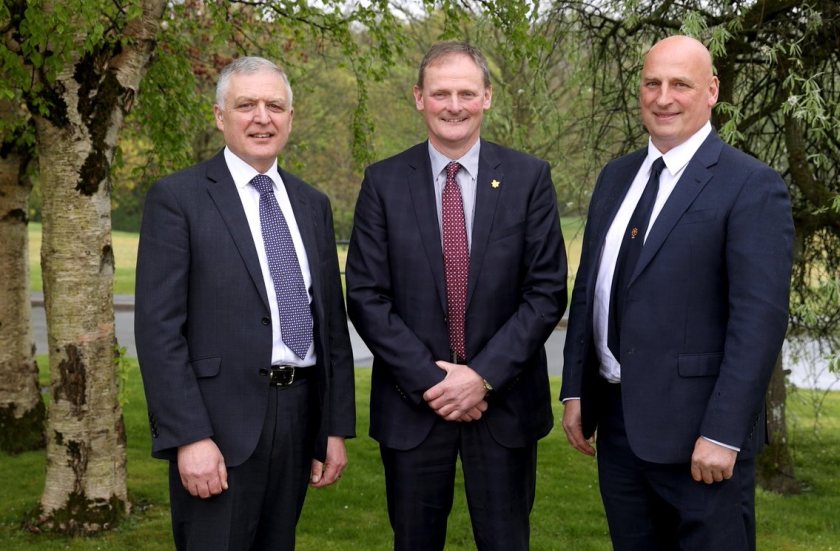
135,57,355,551
346,42,567,550
561,35,793,550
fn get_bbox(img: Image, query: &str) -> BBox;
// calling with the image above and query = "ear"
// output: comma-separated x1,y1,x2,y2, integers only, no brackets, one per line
413,85,424,112
707,76,720,108
213,104,224,131
483,85,493,110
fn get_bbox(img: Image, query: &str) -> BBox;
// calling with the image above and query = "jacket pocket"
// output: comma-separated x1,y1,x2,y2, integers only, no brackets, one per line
678,353,722,377
680,208,716,224
190,356,221,378
490,221,526,242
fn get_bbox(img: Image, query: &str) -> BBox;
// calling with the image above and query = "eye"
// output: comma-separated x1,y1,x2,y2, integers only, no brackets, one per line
235,101,255,110
267,103,286,112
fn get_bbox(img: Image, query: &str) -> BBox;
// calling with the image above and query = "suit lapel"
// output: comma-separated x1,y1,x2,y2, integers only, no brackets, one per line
630,132,722,285
407,143,448,313
282,169,323,322
466,140,503,308
204,151,270,310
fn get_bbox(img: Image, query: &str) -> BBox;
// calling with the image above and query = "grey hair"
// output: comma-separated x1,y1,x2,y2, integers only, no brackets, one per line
215,56,293,109
416,42,491,89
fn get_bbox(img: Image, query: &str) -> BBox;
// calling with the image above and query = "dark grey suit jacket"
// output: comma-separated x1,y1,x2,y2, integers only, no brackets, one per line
561,131,793,463
346,140,567,450
135,150,355,466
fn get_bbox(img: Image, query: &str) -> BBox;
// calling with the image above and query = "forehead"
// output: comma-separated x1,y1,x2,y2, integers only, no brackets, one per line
642,45,710,82
423,54,486,89
226,70,288,100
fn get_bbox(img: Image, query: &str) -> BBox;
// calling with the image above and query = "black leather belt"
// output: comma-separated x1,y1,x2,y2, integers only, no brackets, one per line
259,365,311,387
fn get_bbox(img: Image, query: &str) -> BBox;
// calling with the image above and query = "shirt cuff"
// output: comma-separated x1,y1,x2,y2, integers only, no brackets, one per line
701,436,740,452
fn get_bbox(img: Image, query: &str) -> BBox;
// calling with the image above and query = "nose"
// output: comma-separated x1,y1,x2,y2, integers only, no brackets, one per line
253,102,270,123
656,85,673,106
445,94,461,112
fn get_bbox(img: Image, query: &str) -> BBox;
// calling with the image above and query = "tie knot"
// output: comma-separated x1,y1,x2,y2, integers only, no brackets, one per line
251,174,274,195
446,162,462,183
650,157,666,180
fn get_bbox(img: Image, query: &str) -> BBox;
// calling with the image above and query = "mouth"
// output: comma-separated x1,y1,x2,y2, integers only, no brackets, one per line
441,117,468,124
249,132,275,139
654,112,679,121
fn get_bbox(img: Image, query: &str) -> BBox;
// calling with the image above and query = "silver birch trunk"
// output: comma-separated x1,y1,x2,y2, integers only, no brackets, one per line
34,0,165,533
0,129,45,454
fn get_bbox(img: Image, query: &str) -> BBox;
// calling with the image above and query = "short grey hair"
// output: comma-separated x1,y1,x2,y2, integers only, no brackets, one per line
215,56,293,109
417,42,491,89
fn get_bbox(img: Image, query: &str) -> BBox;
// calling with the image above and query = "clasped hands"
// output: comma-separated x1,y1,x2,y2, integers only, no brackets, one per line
422,360,489,422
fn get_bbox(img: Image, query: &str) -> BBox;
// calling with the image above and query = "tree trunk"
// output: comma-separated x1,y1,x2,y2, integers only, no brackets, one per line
757,353,801,494
0,125,45,454
32,0,165,534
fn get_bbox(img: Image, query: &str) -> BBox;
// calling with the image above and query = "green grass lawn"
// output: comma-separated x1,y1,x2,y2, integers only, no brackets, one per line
1,361,838,550
28,216,586,297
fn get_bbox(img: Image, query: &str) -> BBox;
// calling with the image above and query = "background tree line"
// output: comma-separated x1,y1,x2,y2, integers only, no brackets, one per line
1,0,837,535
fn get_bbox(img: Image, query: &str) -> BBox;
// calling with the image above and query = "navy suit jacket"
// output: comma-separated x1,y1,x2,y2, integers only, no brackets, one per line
346,140,567,450
135,150,355,466
561,131,793,463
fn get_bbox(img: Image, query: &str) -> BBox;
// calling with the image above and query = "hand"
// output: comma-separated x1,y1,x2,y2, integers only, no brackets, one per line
562,399,595,456
310,436,348,488
690,437,737,484
177,438,228,498
455,400,488,422
423,361,488,422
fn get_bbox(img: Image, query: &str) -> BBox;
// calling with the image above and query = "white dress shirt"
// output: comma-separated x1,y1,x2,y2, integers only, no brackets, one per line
593,122,712,382
428,140,480,251
225,147,316,367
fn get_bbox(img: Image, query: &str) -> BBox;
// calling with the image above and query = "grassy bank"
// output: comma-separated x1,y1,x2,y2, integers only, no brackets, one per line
1,361,838,550
27,217,586,297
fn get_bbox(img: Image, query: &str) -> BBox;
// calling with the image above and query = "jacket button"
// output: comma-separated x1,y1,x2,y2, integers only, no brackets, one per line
261,317,270,326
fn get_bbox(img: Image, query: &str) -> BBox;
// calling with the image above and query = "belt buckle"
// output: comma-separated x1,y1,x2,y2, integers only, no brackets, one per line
269,365,295,387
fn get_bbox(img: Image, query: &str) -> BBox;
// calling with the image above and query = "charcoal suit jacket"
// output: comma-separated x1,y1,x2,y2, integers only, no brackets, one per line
346,139,567,450
135,149,355,466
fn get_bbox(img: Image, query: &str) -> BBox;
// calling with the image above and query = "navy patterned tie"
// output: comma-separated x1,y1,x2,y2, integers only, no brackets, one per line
251,174,313,359
608,157,665,362
442,162,469,360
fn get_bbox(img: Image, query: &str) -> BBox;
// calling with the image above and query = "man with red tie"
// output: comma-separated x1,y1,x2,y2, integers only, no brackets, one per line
346,42,567,550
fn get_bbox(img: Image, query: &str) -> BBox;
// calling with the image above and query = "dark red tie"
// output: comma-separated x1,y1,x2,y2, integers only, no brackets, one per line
442,162,469,360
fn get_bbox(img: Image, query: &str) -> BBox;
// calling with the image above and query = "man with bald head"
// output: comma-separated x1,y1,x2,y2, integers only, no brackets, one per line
561,36,793,550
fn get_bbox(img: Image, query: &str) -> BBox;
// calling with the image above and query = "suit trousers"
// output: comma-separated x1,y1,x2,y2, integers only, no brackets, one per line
380,416,537,551
596,381,755,551
169,379,315,551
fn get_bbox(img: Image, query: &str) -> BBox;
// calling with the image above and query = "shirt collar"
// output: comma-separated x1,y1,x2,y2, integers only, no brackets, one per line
223,147,282,190
647,121,712,175
428,139,481,180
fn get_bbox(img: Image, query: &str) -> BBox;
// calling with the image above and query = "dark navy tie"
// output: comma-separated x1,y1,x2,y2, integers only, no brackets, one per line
608,157,666,363
251,174,313,359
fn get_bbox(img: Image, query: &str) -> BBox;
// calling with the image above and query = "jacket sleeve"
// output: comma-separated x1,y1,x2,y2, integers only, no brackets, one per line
134,180,214,457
